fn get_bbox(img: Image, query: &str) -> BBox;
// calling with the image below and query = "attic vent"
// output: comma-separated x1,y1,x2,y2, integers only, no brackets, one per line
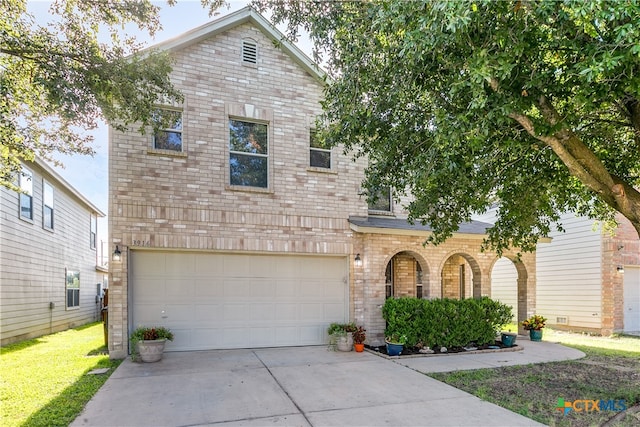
556,316,568,324
242,40,257,64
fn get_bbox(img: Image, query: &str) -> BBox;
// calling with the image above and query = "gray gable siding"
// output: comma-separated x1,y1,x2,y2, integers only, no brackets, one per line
0,160,105,345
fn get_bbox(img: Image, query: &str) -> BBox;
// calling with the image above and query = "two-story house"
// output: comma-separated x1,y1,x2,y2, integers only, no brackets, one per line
107,7,537,358
0,158,106,346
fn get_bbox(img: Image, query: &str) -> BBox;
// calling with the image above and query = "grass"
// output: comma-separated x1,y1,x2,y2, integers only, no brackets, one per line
0,322,121,427
429,329,640,427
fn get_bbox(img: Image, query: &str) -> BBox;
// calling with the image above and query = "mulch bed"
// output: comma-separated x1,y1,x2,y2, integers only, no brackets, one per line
367,341,519,357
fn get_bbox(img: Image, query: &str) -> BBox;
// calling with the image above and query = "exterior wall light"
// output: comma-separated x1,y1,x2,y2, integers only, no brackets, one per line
354,253,362,267
617,265,624,273
113,245,122,262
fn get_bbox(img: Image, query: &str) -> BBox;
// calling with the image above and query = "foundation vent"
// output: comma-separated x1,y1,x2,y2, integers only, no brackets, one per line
556,316,568,325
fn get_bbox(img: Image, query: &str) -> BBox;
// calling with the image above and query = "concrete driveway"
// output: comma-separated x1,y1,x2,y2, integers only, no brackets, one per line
70,340,583,426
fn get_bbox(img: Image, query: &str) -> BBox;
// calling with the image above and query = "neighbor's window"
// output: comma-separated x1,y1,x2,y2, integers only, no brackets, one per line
19,167,33,220
66,269,80,309
90,214,97,250
229,119,268,188
368,187,392,212
309,129,331,169
43,180,54,230
152,108,183,151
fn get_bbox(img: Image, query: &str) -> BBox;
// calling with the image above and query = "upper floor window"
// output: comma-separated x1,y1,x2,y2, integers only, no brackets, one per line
90,214,97,250
229,119,268,188
19,167,33,220
309,129,331,169
242,39,258,65
43,180,54,230
66,269,80,309
152,108,183,152
368,187,392,212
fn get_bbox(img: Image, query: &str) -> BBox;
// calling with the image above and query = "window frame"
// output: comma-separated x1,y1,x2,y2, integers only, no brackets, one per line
151,107,184,152
43,180,54,230
90,214,97,250
18,167,33,221
65,268,80,309
309,129,332,170
228,118,269,189
368,187,393,214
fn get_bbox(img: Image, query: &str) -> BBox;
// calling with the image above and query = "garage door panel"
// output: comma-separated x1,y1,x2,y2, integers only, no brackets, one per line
166,279,195,298
275,304,298,321
250,281,277,298
194,254,224,275
195,304,223,322
324,303,346,319
224,279,251,298
195,279,224,297
132,251,348,350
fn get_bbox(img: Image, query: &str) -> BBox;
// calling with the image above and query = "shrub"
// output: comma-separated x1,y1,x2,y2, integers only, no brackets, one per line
382,297,513,348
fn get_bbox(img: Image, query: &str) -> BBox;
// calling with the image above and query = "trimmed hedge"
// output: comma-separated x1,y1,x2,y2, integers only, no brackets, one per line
382,297,513,348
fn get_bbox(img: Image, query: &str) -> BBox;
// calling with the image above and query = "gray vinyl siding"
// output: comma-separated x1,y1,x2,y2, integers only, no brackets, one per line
536,213,602,329
0,161,104,346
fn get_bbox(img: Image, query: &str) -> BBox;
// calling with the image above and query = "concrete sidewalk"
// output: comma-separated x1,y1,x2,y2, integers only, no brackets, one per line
71,337,583,426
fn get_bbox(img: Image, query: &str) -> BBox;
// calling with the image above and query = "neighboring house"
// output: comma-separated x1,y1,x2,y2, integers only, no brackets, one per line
107,7,537,358
0,158,107,346
482,211,640,336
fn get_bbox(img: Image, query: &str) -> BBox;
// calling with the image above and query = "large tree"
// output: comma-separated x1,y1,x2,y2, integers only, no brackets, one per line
256,0,640,252
0,0,223,189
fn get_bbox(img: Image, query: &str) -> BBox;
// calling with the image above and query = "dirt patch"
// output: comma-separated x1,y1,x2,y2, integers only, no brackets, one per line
430,351,640,427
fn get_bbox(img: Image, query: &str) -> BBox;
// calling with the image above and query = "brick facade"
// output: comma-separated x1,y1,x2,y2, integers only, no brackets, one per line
108,9,537,357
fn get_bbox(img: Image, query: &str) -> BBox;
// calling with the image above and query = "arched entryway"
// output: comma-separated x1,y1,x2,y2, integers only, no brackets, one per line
440,253,482,299
384,251,430,299
489,255,531,330
490,257,518,322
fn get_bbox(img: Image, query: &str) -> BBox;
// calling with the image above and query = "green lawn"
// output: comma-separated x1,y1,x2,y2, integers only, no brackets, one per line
0,322,121,427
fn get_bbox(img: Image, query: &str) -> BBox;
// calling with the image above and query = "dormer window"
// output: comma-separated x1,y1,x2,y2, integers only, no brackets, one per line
242,39,258,65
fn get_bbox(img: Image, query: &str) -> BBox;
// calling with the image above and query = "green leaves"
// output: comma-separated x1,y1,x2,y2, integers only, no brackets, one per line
258,0,640,246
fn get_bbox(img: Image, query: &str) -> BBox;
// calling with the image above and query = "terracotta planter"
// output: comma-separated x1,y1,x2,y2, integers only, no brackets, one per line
137,339,167,362
354,343,365,352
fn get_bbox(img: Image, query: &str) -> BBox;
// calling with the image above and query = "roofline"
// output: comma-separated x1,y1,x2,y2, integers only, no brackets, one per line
145,7,327,84
32,157,106,217
349,222,486,240
349,222,553,244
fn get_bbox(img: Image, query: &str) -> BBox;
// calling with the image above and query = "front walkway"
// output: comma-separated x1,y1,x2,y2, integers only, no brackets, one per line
72,338,582,426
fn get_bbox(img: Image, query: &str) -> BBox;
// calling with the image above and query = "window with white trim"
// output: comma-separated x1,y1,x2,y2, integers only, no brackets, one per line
152,108,183,151
229,119,268,188
90,214,97,250
66,269,80,309
43,180,54,230
19,167,33,220
310,129,331,169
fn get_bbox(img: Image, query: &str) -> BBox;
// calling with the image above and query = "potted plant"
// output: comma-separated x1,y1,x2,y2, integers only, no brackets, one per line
328,322,350,351
501,331,517,347
130,326,174,362
384,334,407,356
522,314,547,342
352,326,366,352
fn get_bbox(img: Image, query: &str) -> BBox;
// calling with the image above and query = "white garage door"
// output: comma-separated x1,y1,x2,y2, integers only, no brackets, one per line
624,266,640,334
131,251,349,351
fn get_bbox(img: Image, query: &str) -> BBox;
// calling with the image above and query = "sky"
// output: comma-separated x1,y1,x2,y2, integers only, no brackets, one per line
26,0,312,251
